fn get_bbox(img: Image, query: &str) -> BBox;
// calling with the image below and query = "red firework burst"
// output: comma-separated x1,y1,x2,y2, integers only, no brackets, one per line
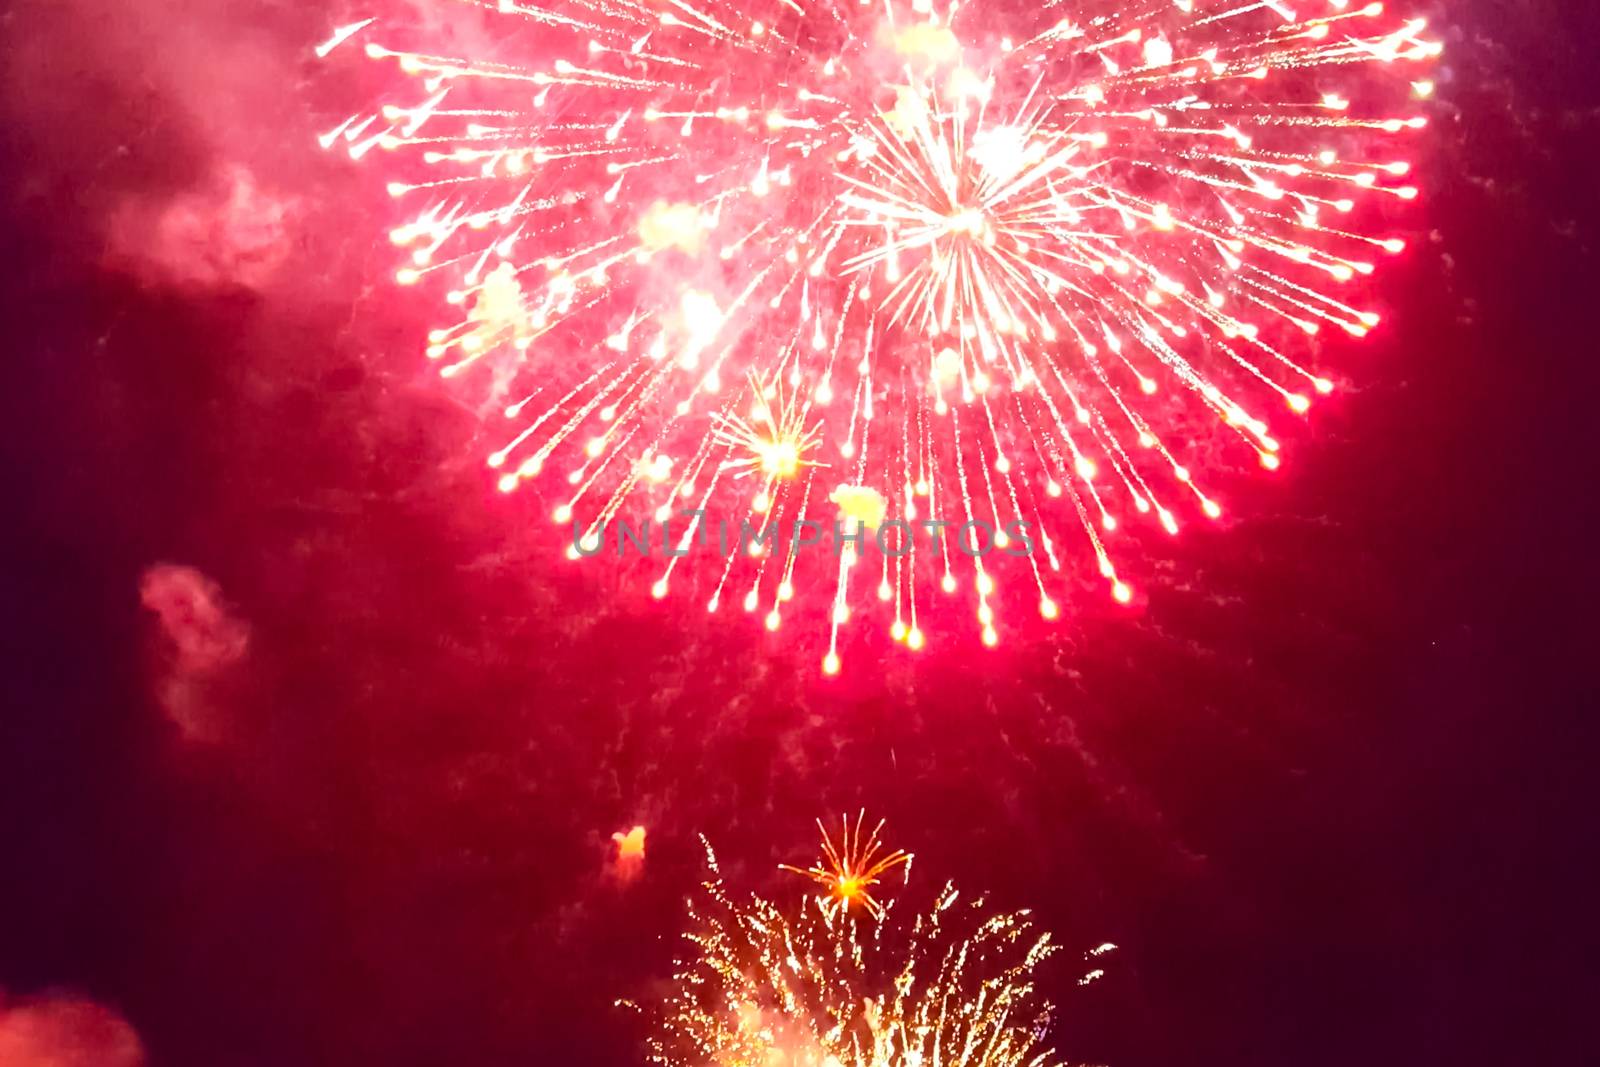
322,0,1438,671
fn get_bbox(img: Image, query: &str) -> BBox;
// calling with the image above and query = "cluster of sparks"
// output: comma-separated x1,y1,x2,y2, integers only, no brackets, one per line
780,811,914,919
635,827,1105,1067
323,0,1438,671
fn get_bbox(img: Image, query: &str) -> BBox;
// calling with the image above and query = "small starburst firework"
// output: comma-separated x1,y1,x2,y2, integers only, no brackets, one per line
713,372,826,493
780,811,914,919
325,0,1439,669
642,836,1073,1067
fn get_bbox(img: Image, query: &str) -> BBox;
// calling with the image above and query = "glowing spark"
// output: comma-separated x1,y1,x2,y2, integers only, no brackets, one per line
829,485,889,531
638,201,707,255
610,824,648,883
315,17,374,59
612,825,647,861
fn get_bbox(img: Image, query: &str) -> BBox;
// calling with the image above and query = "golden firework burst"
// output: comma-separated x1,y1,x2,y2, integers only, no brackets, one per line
780,811,913,920
638,833,1076,1067
712,373,826,493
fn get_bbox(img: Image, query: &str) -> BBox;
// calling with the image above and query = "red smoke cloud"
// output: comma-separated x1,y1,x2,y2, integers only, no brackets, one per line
106,164,298,290
139,563,248,739
0,992,144,1067
3,0,311,292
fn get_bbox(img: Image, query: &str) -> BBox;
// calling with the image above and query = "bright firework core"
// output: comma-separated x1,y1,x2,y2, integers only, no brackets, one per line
780,811,913,919
324,0,1438,671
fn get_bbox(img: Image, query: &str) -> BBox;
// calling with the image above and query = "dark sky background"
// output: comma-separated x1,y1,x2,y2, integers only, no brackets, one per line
2,0,1598,1064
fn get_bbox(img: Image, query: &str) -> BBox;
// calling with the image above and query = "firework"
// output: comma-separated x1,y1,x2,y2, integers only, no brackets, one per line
324,0,1438,670
641,834,1087,1067
780,811,913,919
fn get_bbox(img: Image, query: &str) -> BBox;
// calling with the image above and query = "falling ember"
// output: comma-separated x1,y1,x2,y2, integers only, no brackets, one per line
636,836,1082,1067
612,825,647,862
327,1,1439,669
610,824,648,883
780,811,913,919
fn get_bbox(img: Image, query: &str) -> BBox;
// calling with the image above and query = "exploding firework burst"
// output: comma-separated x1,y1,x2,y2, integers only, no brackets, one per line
637,833,1099,1067
323,0,1438,671
780,811,914,919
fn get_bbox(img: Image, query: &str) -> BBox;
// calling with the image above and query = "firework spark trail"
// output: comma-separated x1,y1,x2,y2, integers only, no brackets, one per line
325,1,1438,671
636,833,1096,1067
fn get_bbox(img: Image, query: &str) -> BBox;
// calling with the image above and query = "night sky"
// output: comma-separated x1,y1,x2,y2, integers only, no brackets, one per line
3,1,1598,1064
